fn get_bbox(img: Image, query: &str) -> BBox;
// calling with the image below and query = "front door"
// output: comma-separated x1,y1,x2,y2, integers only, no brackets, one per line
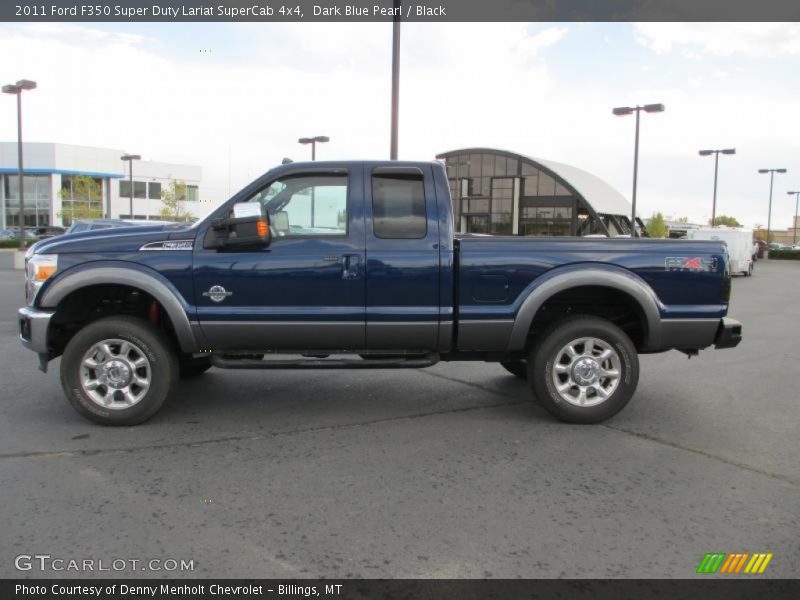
192,166,366,351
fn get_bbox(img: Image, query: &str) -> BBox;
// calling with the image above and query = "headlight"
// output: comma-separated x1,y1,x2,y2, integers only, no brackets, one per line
25,254,58,304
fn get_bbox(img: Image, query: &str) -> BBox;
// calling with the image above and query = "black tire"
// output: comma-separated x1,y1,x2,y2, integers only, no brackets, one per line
60,316,178,426
500,360,527,379
527,316,639,424
179,354,213,378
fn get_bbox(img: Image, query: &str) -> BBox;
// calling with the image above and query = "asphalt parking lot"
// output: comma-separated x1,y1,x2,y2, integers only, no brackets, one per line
0,259,798,579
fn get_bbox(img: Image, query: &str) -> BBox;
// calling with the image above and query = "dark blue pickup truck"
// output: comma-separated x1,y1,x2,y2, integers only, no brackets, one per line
19,160,741,426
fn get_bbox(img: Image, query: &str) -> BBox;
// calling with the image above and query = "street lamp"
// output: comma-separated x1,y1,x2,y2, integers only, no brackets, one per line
758,168,787,244
297,136,329,227
613,102,665,237
120,154,141,219
390,0,401,160
297,136,329,160
698,148,736,227
788,190,800,246
2,78,37,250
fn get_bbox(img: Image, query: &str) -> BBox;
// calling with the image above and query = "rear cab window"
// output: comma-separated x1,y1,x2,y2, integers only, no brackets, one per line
371,170,427,239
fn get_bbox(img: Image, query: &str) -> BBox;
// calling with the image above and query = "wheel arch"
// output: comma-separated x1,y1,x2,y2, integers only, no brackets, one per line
38,263,199,353
508,264,664,352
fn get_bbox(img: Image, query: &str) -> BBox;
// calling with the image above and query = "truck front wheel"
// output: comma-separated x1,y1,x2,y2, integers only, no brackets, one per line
527,316,639,424
60,316,178,426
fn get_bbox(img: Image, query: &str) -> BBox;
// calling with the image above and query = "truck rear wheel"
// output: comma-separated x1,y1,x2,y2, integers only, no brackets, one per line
60,316,178,426
527,316,639,424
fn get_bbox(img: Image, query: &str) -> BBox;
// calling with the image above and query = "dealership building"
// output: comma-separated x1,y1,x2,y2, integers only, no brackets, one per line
2,143,634,237
437,148,637,237
0,142,207,228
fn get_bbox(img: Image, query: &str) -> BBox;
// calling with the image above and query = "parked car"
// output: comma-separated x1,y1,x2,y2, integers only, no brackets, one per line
753,239,768,259
65,219,138,234
768,242,785,250
18,160,741,426
3,228,39,241
32,226,66,240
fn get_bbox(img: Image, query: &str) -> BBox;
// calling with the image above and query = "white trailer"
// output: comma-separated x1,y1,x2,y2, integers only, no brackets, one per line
687,227,754,276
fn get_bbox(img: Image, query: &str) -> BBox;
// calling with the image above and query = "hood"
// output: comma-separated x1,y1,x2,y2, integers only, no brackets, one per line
30,223,197,255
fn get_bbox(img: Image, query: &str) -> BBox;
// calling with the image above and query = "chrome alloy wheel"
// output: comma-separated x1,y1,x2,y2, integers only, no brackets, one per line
550,337,621,407
80,338,151,409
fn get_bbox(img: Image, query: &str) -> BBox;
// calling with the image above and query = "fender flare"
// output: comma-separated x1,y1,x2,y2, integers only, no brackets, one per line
507,264,665,351
38,264,198,352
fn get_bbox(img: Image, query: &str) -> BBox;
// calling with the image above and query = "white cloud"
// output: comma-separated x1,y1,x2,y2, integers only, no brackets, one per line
634,23,800,57
0,22,569,201
0,22,798,230
9,22,147,45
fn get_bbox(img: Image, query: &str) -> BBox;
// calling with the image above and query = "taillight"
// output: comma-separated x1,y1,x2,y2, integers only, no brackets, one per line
720,255,731,303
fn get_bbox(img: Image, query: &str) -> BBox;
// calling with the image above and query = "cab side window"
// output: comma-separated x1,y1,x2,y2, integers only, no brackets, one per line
371,173,427,239
246,174,348,237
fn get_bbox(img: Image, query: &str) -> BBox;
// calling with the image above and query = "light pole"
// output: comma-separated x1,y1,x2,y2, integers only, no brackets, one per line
2,79,37,250
120,154,141,219
390,0,401,160
298,136,329,227
788,190,800,245
758,168,787,244
699,148,736,227
298,135,329,161
613,103,665,237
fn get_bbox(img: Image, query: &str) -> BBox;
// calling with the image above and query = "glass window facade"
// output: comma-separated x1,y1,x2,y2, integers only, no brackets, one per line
439,149,617,238
61,175,103,226
3,173,52,226
148,182,161,199
119,180,148,199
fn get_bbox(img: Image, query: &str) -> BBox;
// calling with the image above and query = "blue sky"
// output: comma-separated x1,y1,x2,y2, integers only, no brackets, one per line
1,21,798,229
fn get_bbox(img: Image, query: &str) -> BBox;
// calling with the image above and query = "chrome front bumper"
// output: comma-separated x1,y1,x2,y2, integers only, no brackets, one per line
18,306,53,355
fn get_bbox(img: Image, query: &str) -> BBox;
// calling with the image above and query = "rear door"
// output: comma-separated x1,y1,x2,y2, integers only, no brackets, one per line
364,164,441,350
192,165,366,351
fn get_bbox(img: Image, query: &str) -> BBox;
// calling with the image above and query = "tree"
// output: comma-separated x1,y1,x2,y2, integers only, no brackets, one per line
711,215,742,227
676,216,689,223
647,212,668,238
160,180,194,221
58,175,103,223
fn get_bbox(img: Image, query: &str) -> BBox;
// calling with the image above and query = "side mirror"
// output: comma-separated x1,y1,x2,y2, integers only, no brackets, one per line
207,202,270,249
273,210,290,234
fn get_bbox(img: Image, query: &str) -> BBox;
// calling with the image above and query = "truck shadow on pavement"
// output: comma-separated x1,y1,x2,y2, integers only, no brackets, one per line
156,366,549,429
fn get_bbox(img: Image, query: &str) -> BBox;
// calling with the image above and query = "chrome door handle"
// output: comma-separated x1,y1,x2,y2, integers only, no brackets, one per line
342,254,361,280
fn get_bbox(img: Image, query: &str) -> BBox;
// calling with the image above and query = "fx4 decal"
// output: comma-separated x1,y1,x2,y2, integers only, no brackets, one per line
665,256,717,272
